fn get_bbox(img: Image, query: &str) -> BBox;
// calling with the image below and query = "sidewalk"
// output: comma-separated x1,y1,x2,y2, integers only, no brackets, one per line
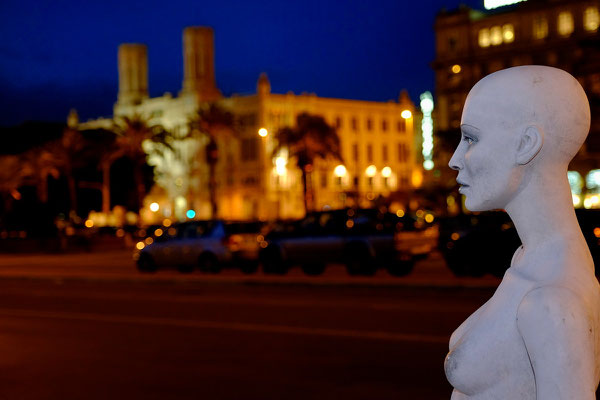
0,249,503,289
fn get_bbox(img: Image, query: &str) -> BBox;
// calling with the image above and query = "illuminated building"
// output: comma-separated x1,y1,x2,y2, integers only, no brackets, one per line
79,27,419,221
433,0,600,203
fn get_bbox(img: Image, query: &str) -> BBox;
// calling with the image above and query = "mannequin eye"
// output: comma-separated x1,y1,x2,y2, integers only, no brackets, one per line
463,135,475,145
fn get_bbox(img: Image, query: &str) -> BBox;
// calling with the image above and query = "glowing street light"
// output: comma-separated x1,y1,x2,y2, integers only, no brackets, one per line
381,166,392,178
365,165,377,177
334,164,347,177
275,156,287,176
420,91,435,171
401,110,412,119
258,127,268,137
150,202,159,212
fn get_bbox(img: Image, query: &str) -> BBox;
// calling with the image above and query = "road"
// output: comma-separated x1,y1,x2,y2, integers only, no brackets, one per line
0,250,505,399
0,277,494,399
2,251,595,399
0,249,502,288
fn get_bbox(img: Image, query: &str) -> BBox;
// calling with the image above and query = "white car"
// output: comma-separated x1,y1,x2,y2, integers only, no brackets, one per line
134,220,263,273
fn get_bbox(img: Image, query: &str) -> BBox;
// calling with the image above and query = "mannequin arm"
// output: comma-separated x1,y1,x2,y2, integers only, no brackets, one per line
517,286,596,399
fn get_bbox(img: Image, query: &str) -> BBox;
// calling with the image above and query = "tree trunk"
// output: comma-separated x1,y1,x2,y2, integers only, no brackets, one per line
134,163,146,214
102,162,111,214
301,169,309,214
209,162,217,219
66,165,77,220
38,173,48,204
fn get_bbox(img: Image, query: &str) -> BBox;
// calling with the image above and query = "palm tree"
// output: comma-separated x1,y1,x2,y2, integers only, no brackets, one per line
188,104,235,218
107,115,172,213
273,112,342,213
20,147,60,204
42,127,87,219
0,155,27,215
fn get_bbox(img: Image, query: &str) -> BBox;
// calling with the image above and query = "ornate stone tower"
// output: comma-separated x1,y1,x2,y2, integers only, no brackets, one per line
257,72,271,98
180,27,222,101
117,44,148,105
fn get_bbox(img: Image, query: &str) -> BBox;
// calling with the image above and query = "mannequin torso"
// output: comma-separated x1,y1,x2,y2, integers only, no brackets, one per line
446,66,600,398
446,239,600,399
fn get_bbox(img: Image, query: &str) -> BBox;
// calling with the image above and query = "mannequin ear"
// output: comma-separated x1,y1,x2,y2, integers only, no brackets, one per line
516,125,543,165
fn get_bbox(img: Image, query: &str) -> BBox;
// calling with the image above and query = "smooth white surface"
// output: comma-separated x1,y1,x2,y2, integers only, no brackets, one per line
446,66,600,399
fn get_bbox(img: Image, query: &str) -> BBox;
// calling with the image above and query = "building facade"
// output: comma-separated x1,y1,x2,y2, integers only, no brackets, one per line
433,0,600,202
80,27,419,222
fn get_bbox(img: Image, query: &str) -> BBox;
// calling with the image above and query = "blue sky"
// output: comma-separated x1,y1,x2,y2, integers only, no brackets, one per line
0,0,482,125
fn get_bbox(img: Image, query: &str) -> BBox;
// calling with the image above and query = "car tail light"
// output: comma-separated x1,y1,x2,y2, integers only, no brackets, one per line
223,234,243,250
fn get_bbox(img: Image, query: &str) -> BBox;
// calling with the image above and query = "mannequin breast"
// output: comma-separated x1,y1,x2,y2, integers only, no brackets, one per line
445,270,536,399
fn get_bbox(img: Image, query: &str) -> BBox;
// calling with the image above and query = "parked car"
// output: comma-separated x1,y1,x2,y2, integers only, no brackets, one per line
133,220,264,273
438,209,600,277
259,208,436,276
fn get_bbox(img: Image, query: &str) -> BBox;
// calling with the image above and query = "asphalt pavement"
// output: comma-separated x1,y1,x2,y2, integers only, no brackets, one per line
0,277,494,399
0,249,502,289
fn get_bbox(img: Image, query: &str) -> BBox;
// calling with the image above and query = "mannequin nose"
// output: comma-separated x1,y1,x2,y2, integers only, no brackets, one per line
448,150,463,171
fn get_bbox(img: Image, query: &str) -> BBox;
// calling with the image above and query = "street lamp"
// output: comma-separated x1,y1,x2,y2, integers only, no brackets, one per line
258,127,268,137
365,165,377,177
334,164,347,177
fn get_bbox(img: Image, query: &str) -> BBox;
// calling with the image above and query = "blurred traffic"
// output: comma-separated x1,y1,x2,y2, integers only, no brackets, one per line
131,207,437,277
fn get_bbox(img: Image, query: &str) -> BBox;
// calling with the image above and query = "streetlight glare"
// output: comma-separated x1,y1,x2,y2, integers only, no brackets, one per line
334,164,347,177
150,202,160,212
381,166,392,178
258,128,268,137
401,110,412,119
365,165,377,177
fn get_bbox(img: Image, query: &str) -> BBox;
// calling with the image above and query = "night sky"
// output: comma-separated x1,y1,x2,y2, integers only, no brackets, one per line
0,0,482,126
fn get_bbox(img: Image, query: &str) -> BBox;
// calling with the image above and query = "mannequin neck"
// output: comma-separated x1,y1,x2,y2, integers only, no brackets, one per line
505,166,580,251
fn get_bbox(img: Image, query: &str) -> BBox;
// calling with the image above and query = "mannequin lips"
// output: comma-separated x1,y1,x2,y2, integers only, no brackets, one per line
457,179,469,193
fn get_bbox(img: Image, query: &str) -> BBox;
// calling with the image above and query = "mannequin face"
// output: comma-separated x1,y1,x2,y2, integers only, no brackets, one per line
449,94,524,212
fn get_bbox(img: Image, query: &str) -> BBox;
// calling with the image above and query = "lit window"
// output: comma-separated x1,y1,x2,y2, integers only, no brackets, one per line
584,7,599,32
558,11,574,37
502,24,514,43
490,26,502,45
478,28,490,47
586,169,600,191
568,171,584,195
533,16,548,39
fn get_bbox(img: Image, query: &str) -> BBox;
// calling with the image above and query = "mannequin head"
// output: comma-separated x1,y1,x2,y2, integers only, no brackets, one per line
449,66,590,212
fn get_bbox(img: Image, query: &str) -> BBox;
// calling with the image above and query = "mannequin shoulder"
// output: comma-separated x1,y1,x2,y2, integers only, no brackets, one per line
516,284,598,346
516,284,600,397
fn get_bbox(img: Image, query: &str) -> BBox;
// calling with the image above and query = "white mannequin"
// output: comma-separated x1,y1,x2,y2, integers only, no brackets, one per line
445,66,600,399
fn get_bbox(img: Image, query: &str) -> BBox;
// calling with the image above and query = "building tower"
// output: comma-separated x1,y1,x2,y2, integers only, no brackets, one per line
180,27,222,101
257,72,271,97
117,44,148,105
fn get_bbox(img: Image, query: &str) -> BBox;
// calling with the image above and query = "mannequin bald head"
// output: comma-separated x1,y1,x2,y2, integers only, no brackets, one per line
449,66,590,211
465,66,590,166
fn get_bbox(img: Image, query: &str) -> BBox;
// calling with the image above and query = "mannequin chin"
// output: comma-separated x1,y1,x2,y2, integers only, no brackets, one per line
446,66,600,399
